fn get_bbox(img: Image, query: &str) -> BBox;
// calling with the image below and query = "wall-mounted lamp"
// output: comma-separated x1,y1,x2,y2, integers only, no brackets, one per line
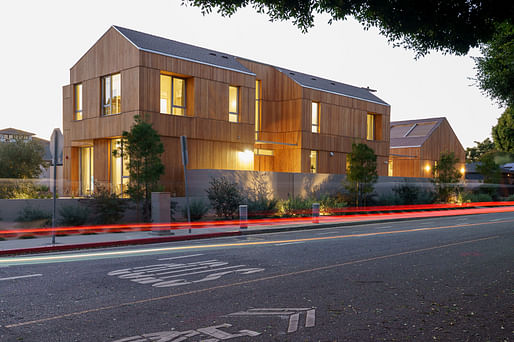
329,152,334,156
425,164,431,172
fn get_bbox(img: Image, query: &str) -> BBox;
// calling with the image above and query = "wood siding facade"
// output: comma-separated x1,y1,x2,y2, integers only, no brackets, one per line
63,27,391,196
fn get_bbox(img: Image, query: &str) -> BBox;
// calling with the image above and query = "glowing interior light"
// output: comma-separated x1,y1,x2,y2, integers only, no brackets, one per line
238,149,254,163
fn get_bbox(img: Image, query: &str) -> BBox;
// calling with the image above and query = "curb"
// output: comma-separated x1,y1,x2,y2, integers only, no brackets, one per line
0,211,487,256
0,231,241,256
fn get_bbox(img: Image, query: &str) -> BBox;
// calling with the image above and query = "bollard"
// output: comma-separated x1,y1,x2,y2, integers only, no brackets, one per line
239,205,248,229
312,203,320,224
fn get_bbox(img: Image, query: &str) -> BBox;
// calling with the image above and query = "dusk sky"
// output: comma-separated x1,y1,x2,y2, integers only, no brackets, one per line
0,0,506,148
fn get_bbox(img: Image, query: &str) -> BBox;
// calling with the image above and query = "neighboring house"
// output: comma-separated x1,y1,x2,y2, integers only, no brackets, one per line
0,127,52,164
466,162,514,196
62,26,390,197
389,117,465,178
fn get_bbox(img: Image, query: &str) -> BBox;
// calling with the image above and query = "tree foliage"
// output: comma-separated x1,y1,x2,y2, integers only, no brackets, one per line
116,115,165,221
0,139,46,179
476,152,501,184
431,152,462,203
206,176,243,218
345,143,378,207
492,107,514,153
465,138,495,163
184,0,514,56
474,22,514,107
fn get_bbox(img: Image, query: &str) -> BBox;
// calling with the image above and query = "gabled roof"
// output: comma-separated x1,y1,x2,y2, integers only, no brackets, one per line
390,117,445,148
274,66,389,106
0,128,35,136
113,26,254,76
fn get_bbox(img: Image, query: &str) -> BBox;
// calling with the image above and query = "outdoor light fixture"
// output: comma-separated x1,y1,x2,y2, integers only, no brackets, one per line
238,149,254,164
460,167,466,174
425,164,431,172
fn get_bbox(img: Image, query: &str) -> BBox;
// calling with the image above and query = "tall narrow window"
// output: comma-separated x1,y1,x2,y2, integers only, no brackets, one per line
160,75,186,115
388,159,393,176
111,139,129,197
367,114,375,140
312,102,320,133
74,84,83,120
255,80,261,139
310,151,317,173
229,86,239,122
102,73,121,115
79,146,94,196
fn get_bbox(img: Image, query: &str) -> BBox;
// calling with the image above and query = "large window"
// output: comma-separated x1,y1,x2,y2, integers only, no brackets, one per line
310,150,317,173
111,139,129,197
160,75,186,115
367,114,376,140
312,102,320,133
102,73,121,115
229,86,239,123
255,80,261,139
74,84,83,121
79,146,94,196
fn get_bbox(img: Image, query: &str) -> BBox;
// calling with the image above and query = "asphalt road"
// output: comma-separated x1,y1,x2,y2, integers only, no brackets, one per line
0,212,512,341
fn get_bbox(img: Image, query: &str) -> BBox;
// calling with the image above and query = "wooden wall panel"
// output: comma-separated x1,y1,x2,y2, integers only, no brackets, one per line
93,139,110,187
71,28,140,83
421,120,465,162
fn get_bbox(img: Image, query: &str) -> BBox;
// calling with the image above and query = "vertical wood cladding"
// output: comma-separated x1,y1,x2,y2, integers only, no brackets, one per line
64,27,394,195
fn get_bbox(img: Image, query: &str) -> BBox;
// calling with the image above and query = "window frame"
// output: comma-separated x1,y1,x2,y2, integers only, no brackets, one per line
101,73,121,116
160,75,187,116
367,113,376,140
255,80,261,139
74,83,83,121
310,150,317,173
229,85,240,123
311,102,320,133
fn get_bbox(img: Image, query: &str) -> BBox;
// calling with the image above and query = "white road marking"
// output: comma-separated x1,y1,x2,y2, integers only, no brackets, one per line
274,242,305,246
489,218,502,222
228,308,316,334
157,254,204,261
0,274,42,281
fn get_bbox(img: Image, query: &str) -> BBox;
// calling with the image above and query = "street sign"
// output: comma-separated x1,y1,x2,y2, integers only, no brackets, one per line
180,135,188,166
49,128,63,166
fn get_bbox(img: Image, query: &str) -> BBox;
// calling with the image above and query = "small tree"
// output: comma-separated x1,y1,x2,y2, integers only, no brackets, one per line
476,152,502,199
0,139,47,179
465,138,495,163
432,152,462,203
345,143,378,207
492,107,514,153
116,115,165,222
206,177,242,218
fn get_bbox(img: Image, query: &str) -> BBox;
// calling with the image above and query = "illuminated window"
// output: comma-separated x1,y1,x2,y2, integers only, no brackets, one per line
388,159,393,176
367,114,376,140
102,73,121,115
346,156,351,172
111,139,130,197
79,146,94,196
310,150,317,173
160,75,186,115
312,102,320,133
74,84,83,120
255,80,261,139
254,148,273,156
229,86,239,122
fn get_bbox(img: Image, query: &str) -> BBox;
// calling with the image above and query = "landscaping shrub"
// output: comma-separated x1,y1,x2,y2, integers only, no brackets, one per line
206,177,243,218
461,192,493,203
319,194,347,215
170,199,178,221
393,180,435,205
15,205,52,226
182,199,209,221
87,184,129,224
278,196,314,217
58,204,89,226
0,182,53,199
506,194,514,201
247,196,278,217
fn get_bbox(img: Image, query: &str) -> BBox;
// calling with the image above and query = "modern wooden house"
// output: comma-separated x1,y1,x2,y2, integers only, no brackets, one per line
389,117,465,178
62,26,390,196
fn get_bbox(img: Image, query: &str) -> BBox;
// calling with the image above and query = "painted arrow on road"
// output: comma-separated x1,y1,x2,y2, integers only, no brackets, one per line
228,308,315,333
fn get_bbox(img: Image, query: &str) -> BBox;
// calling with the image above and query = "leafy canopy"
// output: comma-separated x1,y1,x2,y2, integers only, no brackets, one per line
0,139,47,179
431,151,462,203
465,138,495,163
345,143,378,206
184,0,514,57
492,107,514,153
473,22,514,107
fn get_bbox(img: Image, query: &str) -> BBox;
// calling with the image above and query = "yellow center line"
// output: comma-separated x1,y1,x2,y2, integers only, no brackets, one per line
4,235,499,329
1,219,513,264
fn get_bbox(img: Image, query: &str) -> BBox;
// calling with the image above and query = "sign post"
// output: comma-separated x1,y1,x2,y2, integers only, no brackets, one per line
49,128,63,244
180,136,191,233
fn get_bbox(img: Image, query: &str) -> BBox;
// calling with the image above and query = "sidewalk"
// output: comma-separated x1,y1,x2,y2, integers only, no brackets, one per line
1,205,513,256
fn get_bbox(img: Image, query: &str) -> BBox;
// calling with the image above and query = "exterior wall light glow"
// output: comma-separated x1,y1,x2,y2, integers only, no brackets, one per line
425,164,431,172
238,149,254,164
460,167,465,174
